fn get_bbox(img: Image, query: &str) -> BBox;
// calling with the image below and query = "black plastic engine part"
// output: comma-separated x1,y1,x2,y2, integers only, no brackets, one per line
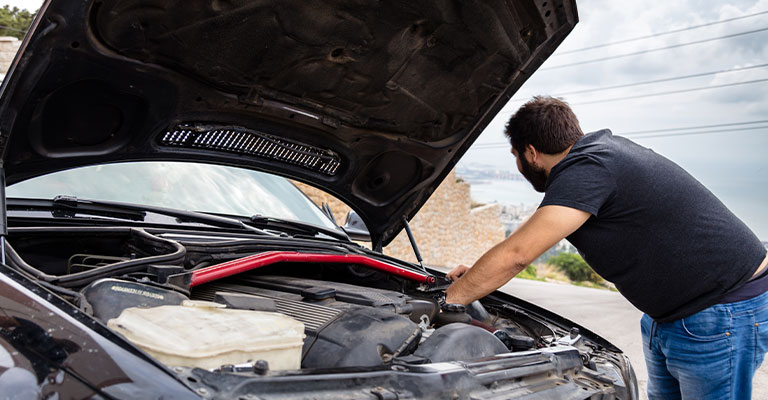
147,265,186,283
466,300,492,322
213,292,278,312
393,354,430,365
434,303,472,326
300,286,336,301
493,329,536,351
414,323,509,363
81,278,188,321
301,307,422,368
125,264,187,286
406,299,438,325
235,275,412,312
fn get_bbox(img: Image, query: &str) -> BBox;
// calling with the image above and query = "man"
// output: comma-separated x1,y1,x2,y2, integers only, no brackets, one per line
444,96,768,400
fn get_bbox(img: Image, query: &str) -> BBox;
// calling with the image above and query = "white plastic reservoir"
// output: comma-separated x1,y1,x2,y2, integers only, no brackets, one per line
107,300,305,370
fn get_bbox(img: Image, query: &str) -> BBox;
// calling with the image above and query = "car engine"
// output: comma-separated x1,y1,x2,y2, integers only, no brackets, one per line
2,227,636,399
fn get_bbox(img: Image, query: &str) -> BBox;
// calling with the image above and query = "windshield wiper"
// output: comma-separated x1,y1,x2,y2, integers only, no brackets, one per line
11,195,148,221
8,196,277,236
218,213,350,241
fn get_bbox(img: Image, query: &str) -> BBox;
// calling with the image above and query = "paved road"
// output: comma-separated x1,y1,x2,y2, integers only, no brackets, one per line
494,278,768,400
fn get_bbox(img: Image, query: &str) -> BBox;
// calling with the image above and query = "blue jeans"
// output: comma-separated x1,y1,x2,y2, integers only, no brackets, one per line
641,290,768,399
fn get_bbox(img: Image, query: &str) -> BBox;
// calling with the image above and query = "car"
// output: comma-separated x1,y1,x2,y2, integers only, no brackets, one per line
0,0,638,399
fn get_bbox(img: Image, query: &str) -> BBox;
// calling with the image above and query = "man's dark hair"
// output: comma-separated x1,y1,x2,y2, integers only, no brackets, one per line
504,96,583,155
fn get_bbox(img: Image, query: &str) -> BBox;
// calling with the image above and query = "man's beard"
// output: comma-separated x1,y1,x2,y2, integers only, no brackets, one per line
519,153,548,193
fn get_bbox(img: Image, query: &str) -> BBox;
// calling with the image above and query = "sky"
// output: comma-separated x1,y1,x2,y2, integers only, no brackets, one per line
1,0,34,11
461,0,768,240
2,0,766,239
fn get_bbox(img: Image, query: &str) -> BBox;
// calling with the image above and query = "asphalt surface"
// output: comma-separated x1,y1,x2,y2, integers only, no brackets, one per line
494,278,768,400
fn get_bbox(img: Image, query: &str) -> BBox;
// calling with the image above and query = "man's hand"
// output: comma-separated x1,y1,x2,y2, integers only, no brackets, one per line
446,264,470,281
444,205,590,305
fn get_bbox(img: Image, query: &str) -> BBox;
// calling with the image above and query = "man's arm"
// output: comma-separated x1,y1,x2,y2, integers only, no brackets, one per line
444,205,591,305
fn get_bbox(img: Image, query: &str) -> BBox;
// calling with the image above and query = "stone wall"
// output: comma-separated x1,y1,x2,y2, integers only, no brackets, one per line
0,37,20,76
296,169,505,268
293,181,352,225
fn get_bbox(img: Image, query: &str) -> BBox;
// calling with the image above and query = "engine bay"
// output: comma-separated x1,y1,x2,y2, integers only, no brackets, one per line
3,226,632,392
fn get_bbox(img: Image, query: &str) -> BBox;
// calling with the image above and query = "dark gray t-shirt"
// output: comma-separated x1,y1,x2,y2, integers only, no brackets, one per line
541,129,765,322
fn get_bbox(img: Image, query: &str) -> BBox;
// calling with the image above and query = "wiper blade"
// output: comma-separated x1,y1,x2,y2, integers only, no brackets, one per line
9,196,277,236
250,214,350,241
218,213,350,241
11,196,148,221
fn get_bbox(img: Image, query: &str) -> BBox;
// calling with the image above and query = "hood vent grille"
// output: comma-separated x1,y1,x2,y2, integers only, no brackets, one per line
159,125,341,175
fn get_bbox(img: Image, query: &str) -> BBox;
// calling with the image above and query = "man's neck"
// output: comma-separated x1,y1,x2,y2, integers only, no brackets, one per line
541,144,574,176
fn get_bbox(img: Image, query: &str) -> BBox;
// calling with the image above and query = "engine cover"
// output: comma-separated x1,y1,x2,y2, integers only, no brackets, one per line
191,276,422,368
415,323,509,363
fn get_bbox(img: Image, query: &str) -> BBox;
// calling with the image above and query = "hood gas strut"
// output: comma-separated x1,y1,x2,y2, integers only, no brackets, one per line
0,165,6,265
402,216,432,277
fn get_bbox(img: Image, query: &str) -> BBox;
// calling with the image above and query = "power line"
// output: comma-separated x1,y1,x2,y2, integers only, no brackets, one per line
0,25,27,34
555,10,768,55
621,120,768,135
501,78,768,111
511,63,768,99
571,78,768,105
468,120,768,149
467,126,768,150
541,26,768,71
628,125,768,139
468,126,768,149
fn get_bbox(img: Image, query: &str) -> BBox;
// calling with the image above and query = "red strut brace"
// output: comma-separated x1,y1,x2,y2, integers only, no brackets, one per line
190,251,435,287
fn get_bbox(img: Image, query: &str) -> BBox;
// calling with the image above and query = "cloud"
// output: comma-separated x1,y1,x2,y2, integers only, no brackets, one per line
532,0,768,85
1,0,42,11
463,0,768,238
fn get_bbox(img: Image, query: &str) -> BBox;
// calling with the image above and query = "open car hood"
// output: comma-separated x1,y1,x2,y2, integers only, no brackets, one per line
0,0,577,247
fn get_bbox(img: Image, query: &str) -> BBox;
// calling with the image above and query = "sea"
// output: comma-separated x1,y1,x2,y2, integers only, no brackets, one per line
465,178,544,207
467,178,767,243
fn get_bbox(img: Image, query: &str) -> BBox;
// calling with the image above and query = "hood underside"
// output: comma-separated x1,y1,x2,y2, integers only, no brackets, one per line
0,0,577,247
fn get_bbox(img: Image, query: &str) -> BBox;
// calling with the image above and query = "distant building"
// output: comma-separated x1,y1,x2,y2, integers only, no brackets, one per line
456,163,526,183
0,37,21,75
499,203,537,236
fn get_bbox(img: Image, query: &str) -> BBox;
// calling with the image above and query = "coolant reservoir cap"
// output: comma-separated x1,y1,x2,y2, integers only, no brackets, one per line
181,300,226,309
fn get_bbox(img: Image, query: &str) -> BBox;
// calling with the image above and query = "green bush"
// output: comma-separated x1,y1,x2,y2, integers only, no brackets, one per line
547,253,603,283
0,6,36,39
517,264,537,279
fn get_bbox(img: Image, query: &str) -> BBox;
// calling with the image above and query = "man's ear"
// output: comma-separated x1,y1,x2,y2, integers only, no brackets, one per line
526,144,539,164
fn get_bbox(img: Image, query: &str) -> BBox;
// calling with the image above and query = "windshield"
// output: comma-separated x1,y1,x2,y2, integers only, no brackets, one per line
7,161,340,231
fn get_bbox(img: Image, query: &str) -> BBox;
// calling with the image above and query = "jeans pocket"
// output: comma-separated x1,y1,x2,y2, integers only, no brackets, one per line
755,303,768,368
681,307,731,340
756,323,768,370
